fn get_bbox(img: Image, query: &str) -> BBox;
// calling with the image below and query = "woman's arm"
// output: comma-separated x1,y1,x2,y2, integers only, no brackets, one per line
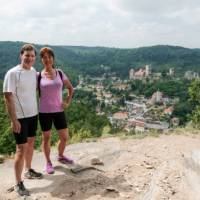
62,79,74,109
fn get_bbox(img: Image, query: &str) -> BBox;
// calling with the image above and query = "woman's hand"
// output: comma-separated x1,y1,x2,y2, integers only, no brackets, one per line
62,101,69,109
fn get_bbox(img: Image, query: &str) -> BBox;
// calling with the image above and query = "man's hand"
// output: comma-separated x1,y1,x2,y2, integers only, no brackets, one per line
11,119,21,133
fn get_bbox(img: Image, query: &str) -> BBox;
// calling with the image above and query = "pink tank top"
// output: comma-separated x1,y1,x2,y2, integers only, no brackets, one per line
39,70,68,113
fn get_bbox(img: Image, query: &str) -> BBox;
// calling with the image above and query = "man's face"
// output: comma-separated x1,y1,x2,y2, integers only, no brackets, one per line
20,50,36,69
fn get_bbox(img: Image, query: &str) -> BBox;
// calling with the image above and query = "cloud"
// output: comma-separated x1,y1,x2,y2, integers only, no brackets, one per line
0,0,199,48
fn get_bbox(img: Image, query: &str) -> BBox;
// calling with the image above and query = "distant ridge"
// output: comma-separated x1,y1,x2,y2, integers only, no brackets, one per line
0,41,200,79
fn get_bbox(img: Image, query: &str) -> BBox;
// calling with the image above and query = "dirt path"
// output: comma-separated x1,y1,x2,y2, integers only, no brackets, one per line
1,133,200,200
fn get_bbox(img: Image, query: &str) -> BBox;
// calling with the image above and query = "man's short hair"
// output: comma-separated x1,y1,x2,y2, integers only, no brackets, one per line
20,44,37,55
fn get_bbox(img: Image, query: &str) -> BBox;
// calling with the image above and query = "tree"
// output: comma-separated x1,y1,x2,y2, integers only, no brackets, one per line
0,81,16,154
188,79,200,127
173,101,191,125
188,79,200,105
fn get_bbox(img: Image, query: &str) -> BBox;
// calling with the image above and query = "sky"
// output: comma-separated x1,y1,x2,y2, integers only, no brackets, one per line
0,0,200,48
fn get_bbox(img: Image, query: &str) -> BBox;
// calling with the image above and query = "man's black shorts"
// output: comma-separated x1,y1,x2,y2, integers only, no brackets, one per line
13,115,38,145
39,112,67,132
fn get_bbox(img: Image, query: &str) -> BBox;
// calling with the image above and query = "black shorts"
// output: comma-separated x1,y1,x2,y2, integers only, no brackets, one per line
39,112,67,132
13,115,38,145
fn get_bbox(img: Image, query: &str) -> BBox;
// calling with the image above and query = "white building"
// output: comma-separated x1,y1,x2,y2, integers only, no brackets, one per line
145,65,151,76
169,68,175,76
150,91,163,104
109,112,128,128
129,69,135,80
125,101,146,116
184,71,199,80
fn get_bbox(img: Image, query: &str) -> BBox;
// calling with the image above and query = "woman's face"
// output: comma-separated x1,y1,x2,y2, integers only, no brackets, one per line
41,52,54,68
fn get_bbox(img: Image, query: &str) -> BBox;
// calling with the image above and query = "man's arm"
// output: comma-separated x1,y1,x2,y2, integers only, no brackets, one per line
4,92,21,133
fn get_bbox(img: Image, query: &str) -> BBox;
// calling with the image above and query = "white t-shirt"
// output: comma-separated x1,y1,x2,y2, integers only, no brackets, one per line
3,65,38,119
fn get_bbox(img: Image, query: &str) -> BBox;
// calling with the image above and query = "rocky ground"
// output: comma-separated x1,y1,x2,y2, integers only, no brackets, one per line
1,133,200,200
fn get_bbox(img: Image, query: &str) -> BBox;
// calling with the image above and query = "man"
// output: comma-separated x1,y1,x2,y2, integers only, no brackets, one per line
3,44,42,196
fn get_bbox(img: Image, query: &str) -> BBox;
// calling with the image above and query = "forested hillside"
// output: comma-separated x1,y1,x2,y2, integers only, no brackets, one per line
1,41,200,155
1,41,200,79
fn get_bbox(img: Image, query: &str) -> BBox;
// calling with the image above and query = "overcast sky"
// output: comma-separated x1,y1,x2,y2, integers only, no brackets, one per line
0,0,200,48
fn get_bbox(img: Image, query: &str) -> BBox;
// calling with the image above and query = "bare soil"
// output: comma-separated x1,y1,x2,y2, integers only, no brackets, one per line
1,133,200,200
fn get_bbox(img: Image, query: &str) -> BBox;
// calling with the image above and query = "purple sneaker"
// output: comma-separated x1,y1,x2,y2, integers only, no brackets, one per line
46,162,54,174
57,155,74,164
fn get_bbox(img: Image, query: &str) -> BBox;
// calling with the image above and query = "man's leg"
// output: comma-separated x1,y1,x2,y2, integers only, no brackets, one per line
13,119,30,196
24,136,43,179
14,143,30,196
24,115,42,179
24,137,43,179
25,137,35,170
14,143,27,184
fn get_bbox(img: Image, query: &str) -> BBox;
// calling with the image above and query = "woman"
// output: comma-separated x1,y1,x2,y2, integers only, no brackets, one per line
38,47,74,174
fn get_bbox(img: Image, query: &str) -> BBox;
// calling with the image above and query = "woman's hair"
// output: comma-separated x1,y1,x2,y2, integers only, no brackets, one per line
40,47,55,59
40,47,55,67
20,44,37,55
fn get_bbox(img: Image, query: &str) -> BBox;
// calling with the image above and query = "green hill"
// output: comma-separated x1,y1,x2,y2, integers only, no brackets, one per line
0,41,200,79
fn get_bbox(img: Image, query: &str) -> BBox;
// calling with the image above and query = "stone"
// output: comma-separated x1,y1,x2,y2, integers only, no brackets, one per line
91,158,104,165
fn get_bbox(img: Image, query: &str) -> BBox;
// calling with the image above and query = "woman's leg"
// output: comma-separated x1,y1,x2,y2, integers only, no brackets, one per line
42,131,52,163
57,128,73,164
57,128,68,157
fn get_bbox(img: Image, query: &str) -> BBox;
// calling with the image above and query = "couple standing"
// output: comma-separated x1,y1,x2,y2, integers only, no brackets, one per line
3,44,74,196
